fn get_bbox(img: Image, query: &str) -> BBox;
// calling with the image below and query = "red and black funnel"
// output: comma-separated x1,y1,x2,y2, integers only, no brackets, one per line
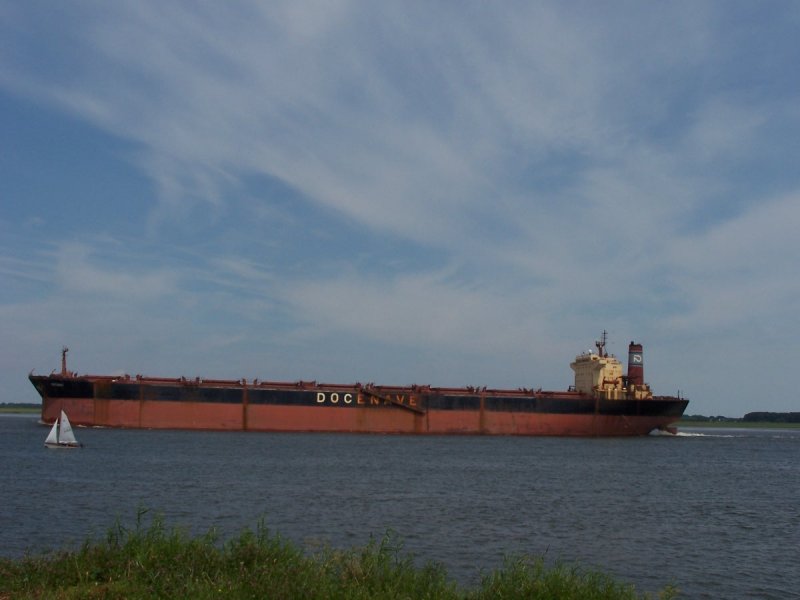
628,342,644,386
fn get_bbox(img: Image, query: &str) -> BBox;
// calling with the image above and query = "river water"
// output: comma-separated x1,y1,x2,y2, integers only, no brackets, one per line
1,414,798,598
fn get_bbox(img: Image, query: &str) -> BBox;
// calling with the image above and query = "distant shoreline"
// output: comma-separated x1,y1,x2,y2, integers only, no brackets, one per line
2,406,799,430
679,421,800,429
0,405,39,414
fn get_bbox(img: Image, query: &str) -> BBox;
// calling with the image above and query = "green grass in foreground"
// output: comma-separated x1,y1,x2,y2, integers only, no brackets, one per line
0,514,678,599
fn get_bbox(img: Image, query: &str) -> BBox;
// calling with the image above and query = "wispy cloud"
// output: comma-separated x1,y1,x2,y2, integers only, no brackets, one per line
53,243,177,300
666,191,800,331
1,2,717,243
2,1,800,414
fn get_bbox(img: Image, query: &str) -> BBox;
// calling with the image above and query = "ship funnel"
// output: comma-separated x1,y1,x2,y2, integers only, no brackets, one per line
627,342,644,387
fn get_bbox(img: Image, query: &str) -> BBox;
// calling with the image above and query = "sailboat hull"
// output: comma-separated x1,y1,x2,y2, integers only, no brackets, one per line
44,441,81,449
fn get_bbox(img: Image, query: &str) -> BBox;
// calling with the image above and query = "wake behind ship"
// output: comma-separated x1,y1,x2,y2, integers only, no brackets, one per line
29,334,688,436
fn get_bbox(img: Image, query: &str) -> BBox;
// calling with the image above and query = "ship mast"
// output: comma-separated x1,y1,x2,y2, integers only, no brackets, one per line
61,346,69,376
595,330,608,357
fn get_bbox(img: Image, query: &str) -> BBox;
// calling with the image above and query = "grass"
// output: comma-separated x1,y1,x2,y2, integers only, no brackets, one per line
0,513,678,599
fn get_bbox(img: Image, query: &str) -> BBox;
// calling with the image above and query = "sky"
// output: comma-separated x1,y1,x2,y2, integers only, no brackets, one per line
2,1,799,417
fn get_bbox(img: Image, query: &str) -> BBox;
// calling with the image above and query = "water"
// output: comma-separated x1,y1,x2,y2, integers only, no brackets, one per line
1,414,798,598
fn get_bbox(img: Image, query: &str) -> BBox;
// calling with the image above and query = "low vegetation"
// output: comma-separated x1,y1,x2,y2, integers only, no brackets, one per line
0,514,677,599
0,403,39,414
681,412,800,428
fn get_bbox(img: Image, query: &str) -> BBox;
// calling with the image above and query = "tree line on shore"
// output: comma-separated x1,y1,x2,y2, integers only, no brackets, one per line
682,412,800,423
0,403,39,411
4,403,798,424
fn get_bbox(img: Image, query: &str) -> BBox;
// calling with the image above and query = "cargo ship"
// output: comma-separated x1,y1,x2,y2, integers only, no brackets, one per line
29,333,688,436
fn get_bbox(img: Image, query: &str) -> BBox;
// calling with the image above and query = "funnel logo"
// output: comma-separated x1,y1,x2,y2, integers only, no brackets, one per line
631,353,642,364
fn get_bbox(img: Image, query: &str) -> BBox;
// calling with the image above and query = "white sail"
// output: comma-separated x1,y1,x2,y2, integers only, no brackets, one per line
44,419,59,446
58,411,78,446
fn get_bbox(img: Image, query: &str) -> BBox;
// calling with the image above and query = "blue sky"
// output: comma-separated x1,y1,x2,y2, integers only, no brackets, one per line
2,1,799,417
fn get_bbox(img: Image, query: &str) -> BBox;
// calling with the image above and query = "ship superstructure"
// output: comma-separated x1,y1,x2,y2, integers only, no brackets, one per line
570,332,653,401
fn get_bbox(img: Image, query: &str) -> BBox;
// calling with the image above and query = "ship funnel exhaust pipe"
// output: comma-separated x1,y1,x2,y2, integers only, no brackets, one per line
627,342,643,387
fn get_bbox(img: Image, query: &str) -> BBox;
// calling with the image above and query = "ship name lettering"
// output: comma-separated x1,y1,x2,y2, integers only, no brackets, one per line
316,392,356,404
315,392,417,406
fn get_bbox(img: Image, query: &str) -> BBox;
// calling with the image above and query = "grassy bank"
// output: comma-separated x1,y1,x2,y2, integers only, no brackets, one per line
0,515,677,599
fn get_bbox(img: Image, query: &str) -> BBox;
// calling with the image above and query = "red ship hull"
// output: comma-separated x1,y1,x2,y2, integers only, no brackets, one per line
31,374,688,437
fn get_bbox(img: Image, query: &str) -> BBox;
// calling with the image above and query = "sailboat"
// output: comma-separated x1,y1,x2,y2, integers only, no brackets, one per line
44,410,82,448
